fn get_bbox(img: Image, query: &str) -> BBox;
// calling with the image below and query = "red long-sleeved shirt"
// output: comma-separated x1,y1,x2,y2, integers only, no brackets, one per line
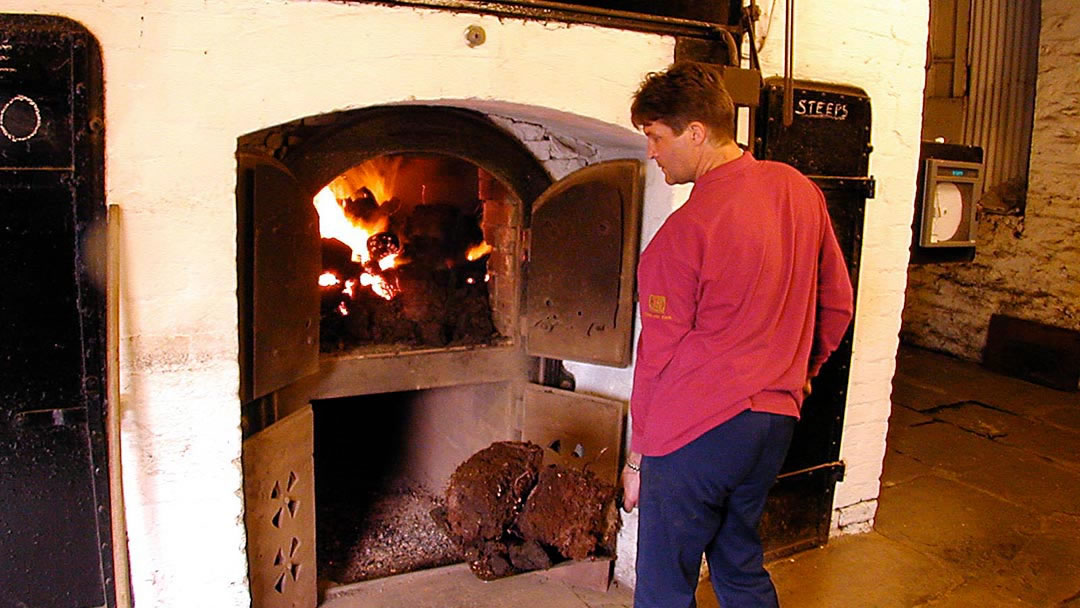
630,152,854,456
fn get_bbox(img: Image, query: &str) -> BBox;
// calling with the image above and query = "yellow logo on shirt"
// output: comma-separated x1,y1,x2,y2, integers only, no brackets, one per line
648,294,667,316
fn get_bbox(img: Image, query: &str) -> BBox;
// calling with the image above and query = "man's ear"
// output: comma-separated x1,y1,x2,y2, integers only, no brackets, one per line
686,121,708,145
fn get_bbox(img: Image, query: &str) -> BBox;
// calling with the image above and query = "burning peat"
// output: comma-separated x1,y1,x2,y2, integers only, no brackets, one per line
313,155,501,352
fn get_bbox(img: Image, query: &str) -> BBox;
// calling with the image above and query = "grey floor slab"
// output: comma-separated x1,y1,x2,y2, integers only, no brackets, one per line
957,445,1080,514
1042,403,1080,432
886,418,1008,474
767,532,965,608
879,447,935,488
875,475,1036,571
996,513,1080,606
917,578,1038,607
932,402,1080,468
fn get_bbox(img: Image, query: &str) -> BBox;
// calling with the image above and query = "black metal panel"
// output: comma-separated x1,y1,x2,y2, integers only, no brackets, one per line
0,14,113,608
755,78,873,178
237,156,321,402
754,79,871,554
524,160,643,367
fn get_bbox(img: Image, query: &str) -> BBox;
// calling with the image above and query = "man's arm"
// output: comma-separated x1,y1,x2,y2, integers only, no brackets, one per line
624,225,699,511
808,214,854,378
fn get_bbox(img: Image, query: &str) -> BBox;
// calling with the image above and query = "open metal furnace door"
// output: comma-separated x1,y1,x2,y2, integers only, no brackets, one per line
521,384,624,485
243,407,317,608
523,159,644,367
237,154,321,403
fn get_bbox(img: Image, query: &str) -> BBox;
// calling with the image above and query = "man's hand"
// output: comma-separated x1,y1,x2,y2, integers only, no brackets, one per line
621,453,642,512
803,378,813,398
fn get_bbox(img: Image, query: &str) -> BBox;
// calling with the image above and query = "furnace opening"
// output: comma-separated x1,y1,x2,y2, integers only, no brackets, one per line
314,154,511,354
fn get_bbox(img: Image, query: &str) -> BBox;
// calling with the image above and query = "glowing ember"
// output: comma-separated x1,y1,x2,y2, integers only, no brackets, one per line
313,186,387,264
319,272,341,287
337,301,349,316
360,273,399,301
465,241,493,261
343,279,357,297
378,253,398,271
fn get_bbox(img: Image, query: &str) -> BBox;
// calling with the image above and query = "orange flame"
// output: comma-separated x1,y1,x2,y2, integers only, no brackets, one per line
466,241,493,261
314,186,389,264
325,156,403,205
318,272,341,287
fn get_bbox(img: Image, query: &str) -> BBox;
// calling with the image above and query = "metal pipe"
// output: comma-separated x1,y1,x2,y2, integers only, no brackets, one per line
783,0,794,127
107,204,133,608
364,0,740,39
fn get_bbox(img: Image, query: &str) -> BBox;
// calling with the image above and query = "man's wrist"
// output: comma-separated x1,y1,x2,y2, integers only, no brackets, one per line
625,460,641,473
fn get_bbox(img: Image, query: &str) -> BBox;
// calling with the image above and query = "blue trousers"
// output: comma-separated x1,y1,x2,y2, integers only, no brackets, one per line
635,410,796,608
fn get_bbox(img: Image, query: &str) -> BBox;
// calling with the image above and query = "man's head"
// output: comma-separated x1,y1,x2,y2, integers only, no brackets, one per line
631,62,737,184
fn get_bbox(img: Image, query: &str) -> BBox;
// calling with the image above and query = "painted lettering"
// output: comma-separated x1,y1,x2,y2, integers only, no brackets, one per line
793,97,849,121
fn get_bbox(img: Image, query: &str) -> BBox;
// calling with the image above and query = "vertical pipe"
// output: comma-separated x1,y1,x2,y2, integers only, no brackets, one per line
992,0,1013,188
1019,0,1041,191
782,0,794,127
107,204,133,608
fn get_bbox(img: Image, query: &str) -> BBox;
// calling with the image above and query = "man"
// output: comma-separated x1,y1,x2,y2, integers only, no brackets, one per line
621,62,854,607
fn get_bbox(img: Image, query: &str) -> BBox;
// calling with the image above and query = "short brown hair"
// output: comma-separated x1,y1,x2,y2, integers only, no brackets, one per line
630,61,735,142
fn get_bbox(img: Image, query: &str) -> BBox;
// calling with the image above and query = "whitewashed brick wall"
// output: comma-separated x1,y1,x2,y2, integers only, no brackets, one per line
902,0,1080,361
3,0,926,603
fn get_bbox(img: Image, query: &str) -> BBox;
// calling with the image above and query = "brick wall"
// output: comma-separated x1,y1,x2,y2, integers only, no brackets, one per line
902,0,1080,361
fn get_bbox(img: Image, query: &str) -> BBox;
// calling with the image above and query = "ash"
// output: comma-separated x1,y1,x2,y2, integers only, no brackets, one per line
319,483,462,584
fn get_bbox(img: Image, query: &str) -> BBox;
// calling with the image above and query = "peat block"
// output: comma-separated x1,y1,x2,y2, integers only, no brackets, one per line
444,441,544,546
441,441,620,580
517,466,619,560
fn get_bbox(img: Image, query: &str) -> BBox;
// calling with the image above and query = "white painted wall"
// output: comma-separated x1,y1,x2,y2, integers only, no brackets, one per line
2,0,926,603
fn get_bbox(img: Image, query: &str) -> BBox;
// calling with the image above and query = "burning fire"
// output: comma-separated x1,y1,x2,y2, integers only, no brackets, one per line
325,156,402,206
313,186,388,264
360,272,399,301
313,170,404,305
466,241,492,261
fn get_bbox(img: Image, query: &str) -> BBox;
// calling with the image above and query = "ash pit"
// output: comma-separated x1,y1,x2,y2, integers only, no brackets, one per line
313,390,464,585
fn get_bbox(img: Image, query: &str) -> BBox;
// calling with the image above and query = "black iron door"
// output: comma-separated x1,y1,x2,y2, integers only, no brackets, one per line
754,78,872,557
0,15,114,608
